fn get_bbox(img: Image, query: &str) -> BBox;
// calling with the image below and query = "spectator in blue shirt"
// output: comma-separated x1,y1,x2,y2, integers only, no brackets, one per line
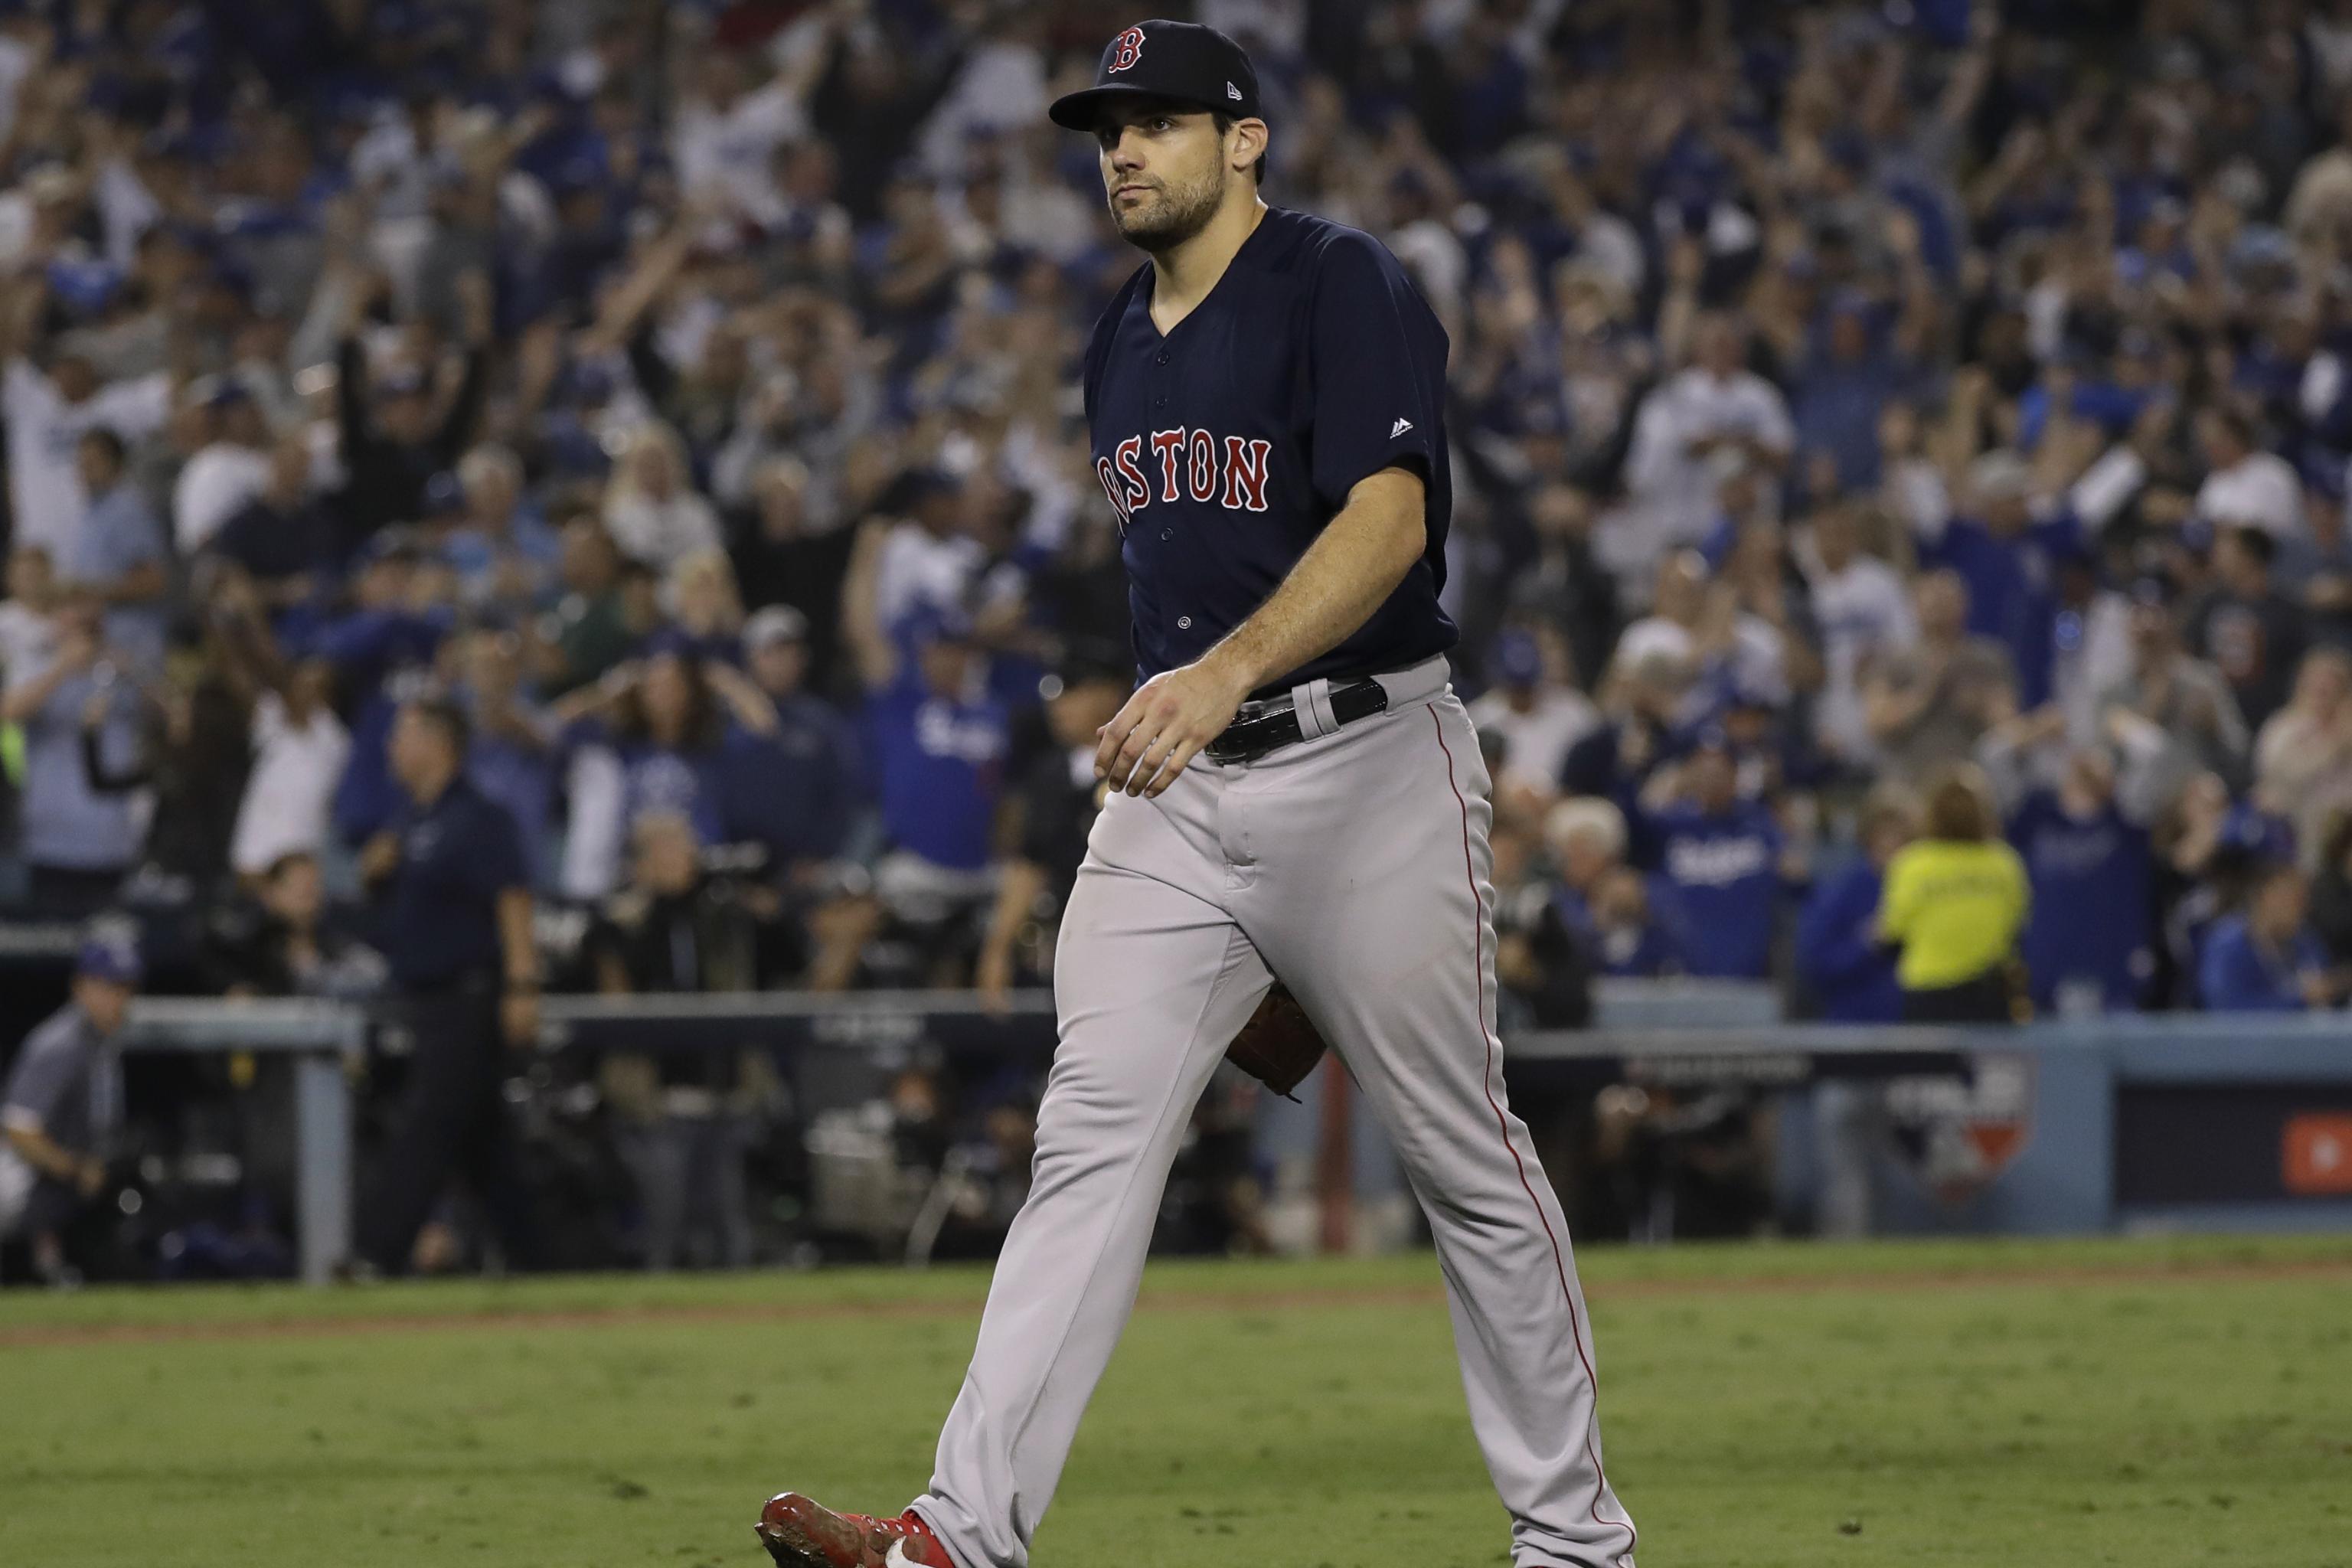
874,614,1008,863
1796,786,1918,1023
1645,729,1797,979
1585,864,1684,977
2198,862,2342,1012
316,531,453,846
1,596,146,910
1791,283,1929,492
1562,648,1690,808
851,584,1010,967
554,630,782,880
443,445,562,613
61,430,168,676
1544,794,1632,942
1922,450,2079,709
722,605,862,874
2010,748,2155,1014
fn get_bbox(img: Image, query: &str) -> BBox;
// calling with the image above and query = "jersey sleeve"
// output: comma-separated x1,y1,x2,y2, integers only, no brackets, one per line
0,1023,80,1135
1306,231,1443,514
1745,378,1795,456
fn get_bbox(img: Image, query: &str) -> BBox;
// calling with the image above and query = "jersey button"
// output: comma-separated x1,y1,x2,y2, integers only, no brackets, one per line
1160,528,1172,541
1178,615,1192,629
1154,351,1170,367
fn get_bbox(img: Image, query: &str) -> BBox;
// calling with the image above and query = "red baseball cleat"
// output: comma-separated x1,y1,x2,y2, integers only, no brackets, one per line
755,1492,958,1568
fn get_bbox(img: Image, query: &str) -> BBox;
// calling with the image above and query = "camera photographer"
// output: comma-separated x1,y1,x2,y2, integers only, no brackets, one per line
586,810,778,1270
0,923,142,1284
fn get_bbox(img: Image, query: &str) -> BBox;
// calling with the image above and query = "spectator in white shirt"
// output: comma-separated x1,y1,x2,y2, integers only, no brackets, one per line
672,50,815,219
1802,504,1918,763
1622,314,1795,562
1469,626,1599,801
2,341,171,557
229,655,351,880
171,381,274,554
2194,404,2303,538
870,469,982,632
602,421,723,571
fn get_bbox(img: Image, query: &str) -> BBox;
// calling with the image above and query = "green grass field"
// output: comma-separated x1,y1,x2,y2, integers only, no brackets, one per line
5,1234,2350,1567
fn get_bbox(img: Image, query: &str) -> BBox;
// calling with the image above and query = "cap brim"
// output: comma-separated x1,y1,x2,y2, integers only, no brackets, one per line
1049,84,1217,131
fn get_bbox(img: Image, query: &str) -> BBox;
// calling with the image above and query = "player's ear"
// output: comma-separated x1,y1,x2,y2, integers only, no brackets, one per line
1228,116,1269,178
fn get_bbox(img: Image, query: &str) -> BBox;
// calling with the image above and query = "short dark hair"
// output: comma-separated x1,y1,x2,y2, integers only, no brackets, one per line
78,427,126,469
2225,524,2278,567
1210,112,1266,186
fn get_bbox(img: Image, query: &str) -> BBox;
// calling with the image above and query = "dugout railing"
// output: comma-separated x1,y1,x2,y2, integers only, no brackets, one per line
115,988,2352,1282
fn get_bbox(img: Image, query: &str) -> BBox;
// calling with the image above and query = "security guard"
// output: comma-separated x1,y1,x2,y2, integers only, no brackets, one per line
357,695,541,1272
0,921,141,1283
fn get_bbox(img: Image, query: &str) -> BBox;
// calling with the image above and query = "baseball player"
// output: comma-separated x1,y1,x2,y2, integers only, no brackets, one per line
759,21,1635,1568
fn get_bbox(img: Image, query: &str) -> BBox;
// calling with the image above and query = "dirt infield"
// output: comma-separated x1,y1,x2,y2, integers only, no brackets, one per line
8,1252,2349,1350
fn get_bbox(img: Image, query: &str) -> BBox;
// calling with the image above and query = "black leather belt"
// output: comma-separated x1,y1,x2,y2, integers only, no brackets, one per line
1204,677,1390,766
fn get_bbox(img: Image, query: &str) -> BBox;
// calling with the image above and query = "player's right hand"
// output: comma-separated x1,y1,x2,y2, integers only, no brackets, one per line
1096,656,1253,799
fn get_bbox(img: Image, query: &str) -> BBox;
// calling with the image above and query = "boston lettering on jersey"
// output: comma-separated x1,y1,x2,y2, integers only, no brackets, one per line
1094,430,1273,525
1081,207,1459,693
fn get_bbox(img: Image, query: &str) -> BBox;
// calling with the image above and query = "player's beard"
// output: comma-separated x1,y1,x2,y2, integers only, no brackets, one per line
1111,160,1228,253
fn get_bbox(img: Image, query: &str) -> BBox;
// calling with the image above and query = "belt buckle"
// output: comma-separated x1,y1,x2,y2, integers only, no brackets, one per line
1207,697,1290,766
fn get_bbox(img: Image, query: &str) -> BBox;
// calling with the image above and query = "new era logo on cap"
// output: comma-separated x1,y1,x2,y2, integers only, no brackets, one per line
1227,81,1243,100
1390,417,1414,439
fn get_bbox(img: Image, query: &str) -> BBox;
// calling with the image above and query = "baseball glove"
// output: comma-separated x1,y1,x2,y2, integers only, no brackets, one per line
1223,983,1328,1099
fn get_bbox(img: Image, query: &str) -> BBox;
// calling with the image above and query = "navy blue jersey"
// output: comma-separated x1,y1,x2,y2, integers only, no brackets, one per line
1652,801,1784,981
866,675,1011,872
1083,207,1455,694
377,777,530,991
2011,792,2152,1011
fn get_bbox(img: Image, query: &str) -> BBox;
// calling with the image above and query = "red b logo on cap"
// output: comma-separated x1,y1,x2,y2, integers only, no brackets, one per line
1108,25,1145,73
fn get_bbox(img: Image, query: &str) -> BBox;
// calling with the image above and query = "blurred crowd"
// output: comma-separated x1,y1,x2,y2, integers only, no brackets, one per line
12,0,2352,1272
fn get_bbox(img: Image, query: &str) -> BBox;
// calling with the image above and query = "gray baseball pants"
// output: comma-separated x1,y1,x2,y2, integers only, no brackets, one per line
910,660,1636,1568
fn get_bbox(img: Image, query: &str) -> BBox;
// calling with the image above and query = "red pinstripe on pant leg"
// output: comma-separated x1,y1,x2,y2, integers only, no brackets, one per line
1429,705,1636,1564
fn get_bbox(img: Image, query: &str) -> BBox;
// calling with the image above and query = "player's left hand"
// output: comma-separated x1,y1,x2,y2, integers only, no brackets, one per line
1096,655,1253,798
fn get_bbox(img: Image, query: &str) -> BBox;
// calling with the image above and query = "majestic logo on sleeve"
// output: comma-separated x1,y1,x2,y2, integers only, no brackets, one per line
1095,427,1271,531
1106,25,1146,73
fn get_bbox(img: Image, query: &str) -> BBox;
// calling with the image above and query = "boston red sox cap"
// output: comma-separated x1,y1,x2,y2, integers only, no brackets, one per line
1049,20,1264,132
